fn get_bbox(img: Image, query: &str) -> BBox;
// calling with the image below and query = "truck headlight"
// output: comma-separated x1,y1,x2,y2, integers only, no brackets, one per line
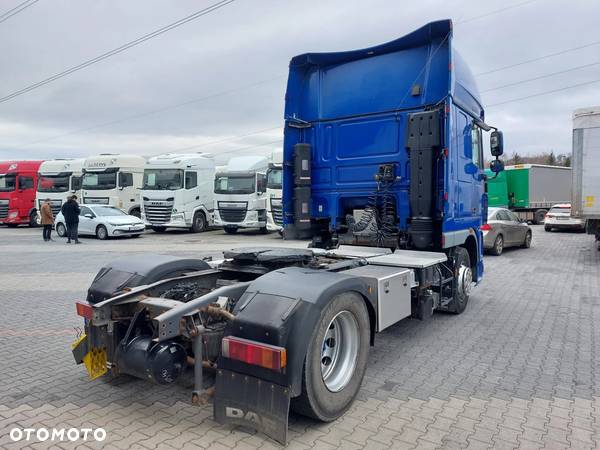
8,211,18,219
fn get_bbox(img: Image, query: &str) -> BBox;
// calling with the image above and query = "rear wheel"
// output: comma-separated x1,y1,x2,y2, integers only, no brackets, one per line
152,226,167,233
448,247,471,314
534,209,547,224
224,226,238,234
190,211,207,233
56,222,66,237
29,211,38,227
490,234,504,256
522,231,532,248
291,292,369,421
544,225,552,232
96,225,108,240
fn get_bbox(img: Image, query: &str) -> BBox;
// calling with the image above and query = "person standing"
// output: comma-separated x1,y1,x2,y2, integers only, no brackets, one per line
61,195,81,244
40,198,54,241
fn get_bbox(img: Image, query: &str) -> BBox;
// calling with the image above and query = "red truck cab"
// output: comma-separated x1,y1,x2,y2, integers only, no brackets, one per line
0,160,44,227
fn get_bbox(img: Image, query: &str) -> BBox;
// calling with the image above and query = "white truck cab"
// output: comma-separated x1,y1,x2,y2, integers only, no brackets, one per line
266,150,283,232
35,158,85,220
141,153,215,233
81,154,146,217
213,156,269,234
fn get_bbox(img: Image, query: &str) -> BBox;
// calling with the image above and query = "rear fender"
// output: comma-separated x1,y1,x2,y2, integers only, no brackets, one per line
221,266,376,397
86,254,211,304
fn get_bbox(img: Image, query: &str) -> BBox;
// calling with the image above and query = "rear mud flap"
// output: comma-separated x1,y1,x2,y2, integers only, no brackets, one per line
214,369,290,445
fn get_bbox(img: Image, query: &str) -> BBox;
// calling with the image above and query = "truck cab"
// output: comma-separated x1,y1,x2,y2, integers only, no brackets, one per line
0,160,43,227
35,159,84,222
213,156,270,234
141,153,215,233
266,150,283,232
81,154,146,217
282,19,504,284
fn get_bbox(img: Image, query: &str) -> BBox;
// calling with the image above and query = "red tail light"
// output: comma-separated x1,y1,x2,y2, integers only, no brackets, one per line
222,336,286,371
481,223,491,231
76,301,93,320
545,214,554,218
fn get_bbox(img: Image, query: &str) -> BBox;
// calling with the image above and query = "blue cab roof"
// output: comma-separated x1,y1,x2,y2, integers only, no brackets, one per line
285,19,484,122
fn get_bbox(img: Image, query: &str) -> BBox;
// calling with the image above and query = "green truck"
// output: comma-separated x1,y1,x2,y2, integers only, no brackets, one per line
485,164,572,224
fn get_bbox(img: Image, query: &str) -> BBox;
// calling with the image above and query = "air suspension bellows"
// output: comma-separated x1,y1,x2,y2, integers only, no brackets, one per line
406,109,441,249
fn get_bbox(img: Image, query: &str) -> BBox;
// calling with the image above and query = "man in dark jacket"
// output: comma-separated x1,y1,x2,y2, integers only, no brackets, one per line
61,195,81,244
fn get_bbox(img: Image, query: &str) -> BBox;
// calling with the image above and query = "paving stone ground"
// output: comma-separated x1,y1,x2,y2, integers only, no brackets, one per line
0,225,598,449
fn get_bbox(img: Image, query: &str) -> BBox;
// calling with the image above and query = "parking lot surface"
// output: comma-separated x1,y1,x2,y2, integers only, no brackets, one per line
0,225,598,449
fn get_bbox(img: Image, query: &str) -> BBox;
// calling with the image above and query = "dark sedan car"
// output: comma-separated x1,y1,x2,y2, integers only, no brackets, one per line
482,207,532,256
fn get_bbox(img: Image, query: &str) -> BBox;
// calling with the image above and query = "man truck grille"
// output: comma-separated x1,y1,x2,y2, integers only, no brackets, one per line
272,204,283,225
143,200,173,224
219,208,247,223
0,199,8,219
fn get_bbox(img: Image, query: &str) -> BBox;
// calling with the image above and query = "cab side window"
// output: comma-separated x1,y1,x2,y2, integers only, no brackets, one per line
71,176,82,190
119,172,133,188
471,124,483,168
19,176,34,190
185,172,197,189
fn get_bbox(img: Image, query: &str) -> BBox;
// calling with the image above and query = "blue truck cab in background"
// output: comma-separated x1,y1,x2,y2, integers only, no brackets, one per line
282,19,504,283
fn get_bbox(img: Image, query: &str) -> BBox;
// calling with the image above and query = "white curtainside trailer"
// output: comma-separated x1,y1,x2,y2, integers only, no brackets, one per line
572,106,600,246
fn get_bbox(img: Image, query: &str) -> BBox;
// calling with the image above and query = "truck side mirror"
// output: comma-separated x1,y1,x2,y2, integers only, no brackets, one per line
489,159,504,173
490,130,504,157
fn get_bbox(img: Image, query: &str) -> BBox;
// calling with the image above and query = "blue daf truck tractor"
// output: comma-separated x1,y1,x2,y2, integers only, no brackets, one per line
71,20,504,444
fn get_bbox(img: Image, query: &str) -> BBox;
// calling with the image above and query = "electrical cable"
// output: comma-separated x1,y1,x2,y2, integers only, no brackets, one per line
0,0,236,104
0,0,39,24
487,77,600,107
475,39,600,76
481,61,600,93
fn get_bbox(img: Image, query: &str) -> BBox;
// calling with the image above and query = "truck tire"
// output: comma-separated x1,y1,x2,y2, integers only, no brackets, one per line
449,247,471,314
29,211,38,227
534,209,547,224
56,223,66,237
544,225,552,232
259,226,269,234
224,226,238,234
291,292,369,421
489,234,503,256
190,211,207,233
152,226,166,233
96,225,108,240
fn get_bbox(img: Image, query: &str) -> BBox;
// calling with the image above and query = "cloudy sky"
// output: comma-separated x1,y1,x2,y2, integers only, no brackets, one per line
0,0,599,163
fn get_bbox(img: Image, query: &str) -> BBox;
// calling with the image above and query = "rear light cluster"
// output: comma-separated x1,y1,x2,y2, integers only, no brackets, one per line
222,336,286,372
545,214,554,218
76,301,93,320
481,224,491,231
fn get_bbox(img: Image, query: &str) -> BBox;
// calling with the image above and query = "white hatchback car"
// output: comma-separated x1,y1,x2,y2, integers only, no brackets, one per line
544,203,586,232
55,204,146,240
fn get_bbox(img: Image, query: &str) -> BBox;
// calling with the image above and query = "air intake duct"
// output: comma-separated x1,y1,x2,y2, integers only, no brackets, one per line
406,109,441,249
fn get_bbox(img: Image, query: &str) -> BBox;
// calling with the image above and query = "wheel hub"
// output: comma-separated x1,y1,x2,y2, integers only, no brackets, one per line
320,310,359,392
458,264,473,297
